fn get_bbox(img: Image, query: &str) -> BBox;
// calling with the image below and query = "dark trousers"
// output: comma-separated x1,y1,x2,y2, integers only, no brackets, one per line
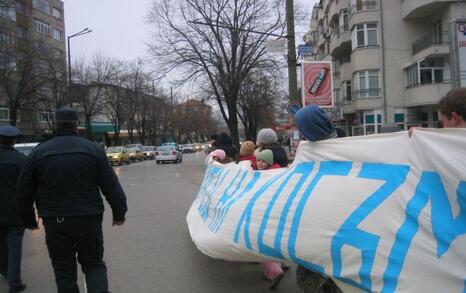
43,216,109,293
0,226,25,286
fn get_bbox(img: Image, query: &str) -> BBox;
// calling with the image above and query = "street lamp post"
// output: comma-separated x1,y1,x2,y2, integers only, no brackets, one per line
67,28,93,104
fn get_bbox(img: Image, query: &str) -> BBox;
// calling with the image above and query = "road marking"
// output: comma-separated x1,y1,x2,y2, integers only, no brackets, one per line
176,172,180,178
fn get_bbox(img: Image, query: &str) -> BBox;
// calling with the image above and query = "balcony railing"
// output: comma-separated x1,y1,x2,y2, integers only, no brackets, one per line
412,31,449,55
350,0,377,14
352,88,381,99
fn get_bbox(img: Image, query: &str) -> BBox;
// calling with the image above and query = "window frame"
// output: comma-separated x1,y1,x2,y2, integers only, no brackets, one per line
33,0,50,14
34,19,51,36
352,70,380,98
351,23,378,50
0,107,10,121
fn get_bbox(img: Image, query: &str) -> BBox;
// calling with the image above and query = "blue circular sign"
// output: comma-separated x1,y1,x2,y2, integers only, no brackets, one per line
287,102,302,116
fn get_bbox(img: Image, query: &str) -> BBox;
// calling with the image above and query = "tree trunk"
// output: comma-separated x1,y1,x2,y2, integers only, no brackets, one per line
9,106,18,126
85,115,93,140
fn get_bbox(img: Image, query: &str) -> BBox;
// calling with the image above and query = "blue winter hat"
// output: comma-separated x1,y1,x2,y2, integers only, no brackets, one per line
295,106,335,141
0,125,20,137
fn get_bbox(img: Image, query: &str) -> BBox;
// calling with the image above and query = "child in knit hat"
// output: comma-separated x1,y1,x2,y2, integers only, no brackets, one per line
238,141,257,170
256,149,281,170
256,149,285,288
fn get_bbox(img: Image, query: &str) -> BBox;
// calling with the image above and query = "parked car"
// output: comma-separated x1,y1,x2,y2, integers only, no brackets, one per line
181,144,194,153
143,146,156,160
162,142,178,148
127,144,144,162
14,142,40,156
106,146,131,166
156,145,183,164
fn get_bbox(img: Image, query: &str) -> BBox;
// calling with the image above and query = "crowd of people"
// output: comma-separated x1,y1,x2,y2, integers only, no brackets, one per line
206,88,466,292
0,88,464,293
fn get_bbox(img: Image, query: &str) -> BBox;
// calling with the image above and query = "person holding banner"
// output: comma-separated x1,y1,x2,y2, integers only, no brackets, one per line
255,128,289,168
295,105,343,293
409,87,466,137
436,88,466,128
256,149,287,289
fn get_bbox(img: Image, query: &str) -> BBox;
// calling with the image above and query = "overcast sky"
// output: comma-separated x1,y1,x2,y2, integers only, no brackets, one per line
64,0,316,62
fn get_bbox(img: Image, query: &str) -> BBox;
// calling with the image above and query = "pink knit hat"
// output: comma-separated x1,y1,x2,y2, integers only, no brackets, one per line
209,149,226,160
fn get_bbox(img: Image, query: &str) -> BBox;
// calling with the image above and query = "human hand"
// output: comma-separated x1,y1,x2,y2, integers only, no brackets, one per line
112,220,125,226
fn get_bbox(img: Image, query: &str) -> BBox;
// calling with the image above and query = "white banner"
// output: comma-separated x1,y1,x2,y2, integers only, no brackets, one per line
187,129,466,293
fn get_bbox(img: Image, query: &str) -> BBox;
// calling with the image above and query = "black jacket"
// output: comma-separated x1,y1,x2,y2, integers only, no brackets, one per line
262,143,289,167
0,146,27,227
16,132,128,227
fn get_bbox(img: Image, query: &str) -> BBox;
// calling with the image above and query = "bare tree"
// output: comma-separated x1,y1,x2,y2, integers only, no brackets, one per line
0,42,50,126
238,70,283,141
148,0,286,146
72,54,116,139
37,49,68,133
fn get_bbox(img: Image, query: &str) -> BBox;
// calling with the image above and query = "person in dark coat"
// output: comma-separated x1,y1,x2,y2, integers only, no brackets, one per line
216,132,238,161
0,126,28,293
16,108,128,293
295,106,342,293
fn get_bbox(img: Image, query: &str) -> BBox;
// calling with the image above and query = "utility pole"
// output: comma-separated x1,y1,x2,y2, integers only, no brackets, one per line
286,0,299,102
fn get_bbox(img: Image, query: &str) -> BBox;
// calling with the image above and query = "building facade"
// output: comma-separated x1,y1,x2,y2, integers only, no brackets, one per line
0,0,66,140
305,0,466,135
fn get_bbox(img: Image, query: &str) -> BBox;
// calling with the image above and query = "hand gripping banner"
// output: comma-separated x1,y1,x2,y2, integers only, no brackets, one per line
187,129,466,293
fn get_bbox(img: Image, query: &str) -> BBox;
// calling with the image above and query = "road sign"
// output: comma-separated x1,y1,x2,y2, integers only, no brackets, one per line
301,61,334,108
297,44,313,57
265,39,287,54
287,101,302,116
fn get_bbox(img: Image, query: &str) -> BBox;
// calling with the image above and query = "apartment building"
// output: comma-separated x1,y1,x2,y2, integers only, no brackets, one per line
305,0,466,135
0,0,66,140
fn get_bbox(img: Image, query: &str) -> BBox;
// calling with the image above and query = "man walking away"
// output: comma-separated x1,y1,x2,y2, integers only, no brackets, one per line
0,126,29,293
16,108,128,293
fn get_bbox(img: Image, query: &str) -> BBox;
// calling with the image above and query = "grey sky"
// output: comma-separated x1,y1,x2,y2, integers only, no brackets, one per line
64,0,316,63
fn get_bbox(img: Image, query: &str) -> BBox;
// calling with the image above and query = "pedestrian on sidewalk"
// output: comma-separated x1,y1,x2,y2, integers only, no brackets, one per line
16,108,128,293
209,149,228,163
0,126,29,293
256,149,286,289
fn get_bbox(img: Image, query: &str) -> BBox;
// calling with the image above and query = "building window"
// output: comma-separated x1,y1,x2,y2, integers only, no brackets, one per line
339,10,349,32
34,19,50,36
363,110,383,135
0,53,16,69
17,26,27,39
53,28,63,41
0,107,9,121
38,111,54,123
352,23,378,50
52,7,61,19
405,58,445,88
33,0,50,14
0,31,14,45
353,70,380,98
342,81,352,102
16,2,27,14
0,4,16,21
350,0,377,14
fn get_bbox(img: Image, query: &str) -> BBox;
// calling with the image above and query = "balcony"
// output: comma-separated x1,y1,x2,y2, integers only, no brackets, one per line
404,82,451,107
401,0,453,20
412,31,449,55
350,0,378,15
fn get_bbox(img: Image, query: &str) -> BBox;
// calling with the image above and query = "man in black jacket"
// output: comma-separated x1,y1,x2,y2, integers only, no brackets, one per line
0,126,28,293
16,108,128,293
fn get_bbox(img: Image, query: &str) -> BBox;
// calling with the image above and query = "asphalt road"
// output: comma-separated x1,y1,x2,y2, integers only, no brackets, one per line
1,152,301,293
